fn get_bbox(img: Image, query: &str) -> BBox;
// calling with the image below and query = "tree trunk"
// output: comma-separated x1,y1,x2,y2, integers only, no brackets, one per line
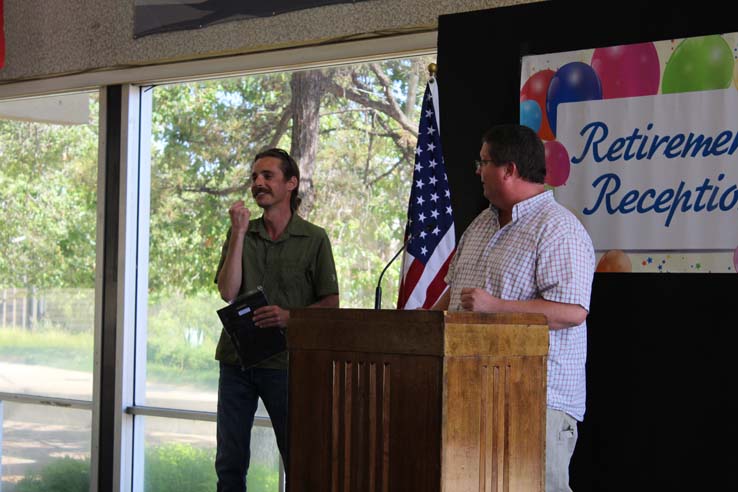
290,70,325,218
404,62,420,121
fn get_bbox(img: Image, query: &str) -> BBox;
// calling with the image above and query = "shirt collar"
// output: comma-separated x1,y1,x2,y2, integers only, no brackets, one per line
249,213,310,242
489,189,553,222
511,190,553,222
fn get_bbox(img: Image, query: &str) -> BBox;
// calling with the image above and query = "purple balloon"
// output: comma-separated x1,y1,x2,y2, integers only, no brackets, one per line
546,62,603,136
591,43,660,99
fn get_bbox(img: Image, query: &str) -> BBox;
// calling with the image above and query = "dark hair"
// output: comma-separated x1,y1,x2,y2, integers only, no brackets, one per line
481,124,546,184
253,148,301,212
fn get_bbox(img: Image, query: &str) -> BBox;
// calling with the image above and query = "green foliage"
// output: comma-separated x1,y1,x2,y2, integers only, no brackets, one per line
149,57,433,306
148,74,293,297
144,443,277,492
145,293,222,388
13,446,278,492
1,57,435,307
144,443,215,492
0,95,99,289
14,456,90,492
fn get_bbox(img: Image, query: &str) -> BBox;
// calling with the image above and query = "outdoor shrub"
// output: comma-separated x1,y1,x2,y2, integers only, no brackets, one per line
145,443,215,492
14,456,89,492
144,443,278,492
12,445,277,492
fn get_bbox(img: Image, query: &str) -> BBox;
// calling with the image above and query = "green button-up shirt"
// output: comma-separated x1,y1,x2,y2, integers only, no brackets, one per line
214,214,339,369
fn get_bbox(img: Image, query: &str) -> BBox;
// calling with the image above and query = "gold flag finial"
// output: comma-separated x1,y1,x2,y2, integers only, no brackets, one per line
427,63,437,78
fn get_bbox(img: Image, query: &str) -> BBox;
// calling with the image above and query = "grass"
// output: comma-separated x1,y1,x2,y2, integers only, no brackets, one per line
0,328,93,372
0,327,219,390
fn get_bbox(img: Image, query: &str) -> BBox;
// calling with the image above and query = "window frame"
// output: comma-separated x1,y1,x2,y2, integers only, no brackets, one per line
0,32,438,492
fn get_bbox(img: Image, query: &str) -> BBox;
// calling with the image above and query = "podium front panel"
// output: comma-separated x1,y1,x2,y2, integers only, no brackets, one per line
289,349,442,492
442,355,546,492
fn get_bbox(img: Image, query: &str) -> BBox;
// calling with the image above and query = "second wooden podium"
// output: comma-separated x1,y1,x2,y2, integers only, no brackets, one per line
286,309,548,492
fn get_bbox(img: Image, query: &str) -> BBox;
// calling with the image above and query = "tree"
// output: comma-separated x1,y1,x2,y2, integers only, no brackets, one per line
0,56,436,309
149,55,434,306
0,99,99,289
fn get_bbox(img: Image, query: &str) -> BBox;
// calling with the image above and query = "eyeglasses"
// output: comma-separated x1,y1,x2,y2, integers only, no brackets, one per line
474,159,496,172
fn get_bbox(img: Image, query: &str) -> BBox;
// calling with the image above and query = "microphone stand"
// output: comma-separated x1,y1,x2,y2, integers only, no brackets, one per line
374,241,410,310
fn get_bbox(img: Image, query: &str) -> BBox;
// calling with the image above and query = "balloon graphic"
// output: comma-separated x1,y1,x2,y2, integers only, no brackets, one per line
596,250,632,273
544,140,570,187
546,62,603,136
662,35,734,94
520,100,542,133
520,69,556,141
591,43,660,99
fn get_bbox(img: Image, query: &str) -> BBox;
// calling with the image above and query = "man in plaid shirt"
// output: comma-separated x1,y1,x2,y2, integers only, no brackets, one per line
432,124,595,492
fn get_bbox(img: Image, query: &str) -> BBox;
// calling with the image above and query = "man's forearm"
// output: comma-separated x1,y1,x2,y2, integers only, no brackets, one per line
495,298,588,330
217,231,246,303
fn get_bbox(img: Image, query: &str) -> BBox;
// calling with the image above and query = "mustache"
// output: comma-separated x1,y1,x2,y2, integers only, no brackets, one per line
252,186,271,197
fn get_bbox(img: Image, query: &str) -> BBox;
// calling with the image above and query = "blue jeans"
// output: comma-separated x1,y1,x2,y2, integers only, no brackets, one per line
215,363,288,492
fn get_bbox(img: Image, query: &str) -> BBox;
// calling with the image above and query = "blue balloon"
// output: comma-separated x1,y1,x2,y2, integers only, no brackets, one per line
546,62,603,136
520,100,542,133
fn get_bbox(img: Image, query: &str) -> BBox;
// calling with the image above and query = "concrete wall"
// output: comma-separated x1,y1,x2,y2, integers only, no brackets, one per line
0,0,534,84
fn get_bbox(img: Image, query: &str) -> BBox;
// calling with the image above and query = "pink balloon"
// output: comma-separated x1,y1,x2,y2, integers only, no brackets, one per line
544,140,570,187
591,43,660,99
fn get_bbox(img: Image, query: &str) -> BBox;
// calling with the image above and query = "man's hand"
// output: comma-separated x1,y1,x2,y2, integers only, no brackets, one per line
229,200,251,234
459,288,501,312
253,305,290,328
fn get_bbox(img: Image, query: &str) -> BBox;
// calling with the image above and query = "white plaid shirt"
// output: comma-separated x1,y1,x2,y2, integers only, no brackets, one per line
446,191,595,420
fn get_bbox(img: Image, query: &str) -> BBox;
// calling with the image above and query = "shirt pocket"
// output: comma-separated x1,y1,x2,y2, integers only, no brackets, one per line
277,259,311,292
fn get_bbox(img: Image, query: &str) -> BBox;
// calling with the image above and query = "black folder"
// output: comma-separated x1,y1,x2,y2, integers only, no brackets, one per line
216,287,286,369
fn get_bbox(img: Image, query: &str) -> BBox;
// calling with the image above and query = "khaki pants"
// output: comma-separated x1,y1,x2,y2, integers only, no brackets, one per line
546,408,578,492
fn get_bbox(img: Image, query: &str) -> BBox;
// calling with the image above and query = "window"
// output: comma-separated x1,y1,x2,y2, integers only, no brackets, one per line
0,92,99,492
132,55,435,491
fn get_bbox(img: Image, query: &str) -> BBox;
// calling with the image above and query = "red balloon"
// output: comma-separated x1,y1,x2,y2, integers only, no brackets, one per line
544,140,570,187
521,69,556,141
591,43,660,99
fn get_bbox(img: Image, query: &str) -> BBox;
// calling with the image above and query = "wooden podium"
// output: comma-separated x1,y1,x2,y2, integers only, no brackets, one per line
286,309,548,492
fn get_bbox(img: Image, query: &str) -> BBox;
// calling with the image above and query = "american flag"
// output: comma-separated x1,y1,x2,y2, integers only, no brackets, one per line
397,77,456,309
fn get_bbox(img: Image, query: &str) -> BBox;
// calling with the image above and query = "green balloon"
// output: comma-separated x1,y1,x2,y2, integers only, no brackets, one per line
662,35,734,94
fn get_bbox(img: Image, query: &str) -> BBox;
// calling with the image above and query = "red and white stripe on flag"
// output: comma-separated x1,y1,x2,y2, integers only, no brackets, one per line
397,76,456,309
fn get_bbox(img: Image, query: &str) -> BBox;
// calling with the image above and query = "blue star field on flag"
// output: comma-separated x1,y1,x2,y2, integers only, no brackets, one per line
404,83,454,264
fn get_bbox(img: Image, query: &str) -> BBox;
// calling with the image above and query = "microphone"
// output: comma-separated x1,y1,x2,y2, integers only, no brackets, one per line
374,223,434,310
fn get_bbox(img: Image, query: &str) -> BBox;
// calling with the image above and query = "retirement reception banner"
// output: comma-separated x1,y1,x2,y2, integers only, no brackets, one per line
521,34,738,273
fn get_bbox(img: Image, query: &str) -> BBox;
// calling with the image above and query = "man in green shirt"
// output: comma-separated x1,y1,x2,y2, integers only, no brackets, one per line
214,148,339,492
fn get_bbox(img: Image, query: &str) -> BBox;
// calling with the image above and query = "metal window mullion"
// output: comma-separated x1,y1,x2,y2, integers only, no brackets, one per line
91,85,123,492
0,392,93,411
124,405,274,427
114,84,151,492
90,84,146,492
131,85,153,492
